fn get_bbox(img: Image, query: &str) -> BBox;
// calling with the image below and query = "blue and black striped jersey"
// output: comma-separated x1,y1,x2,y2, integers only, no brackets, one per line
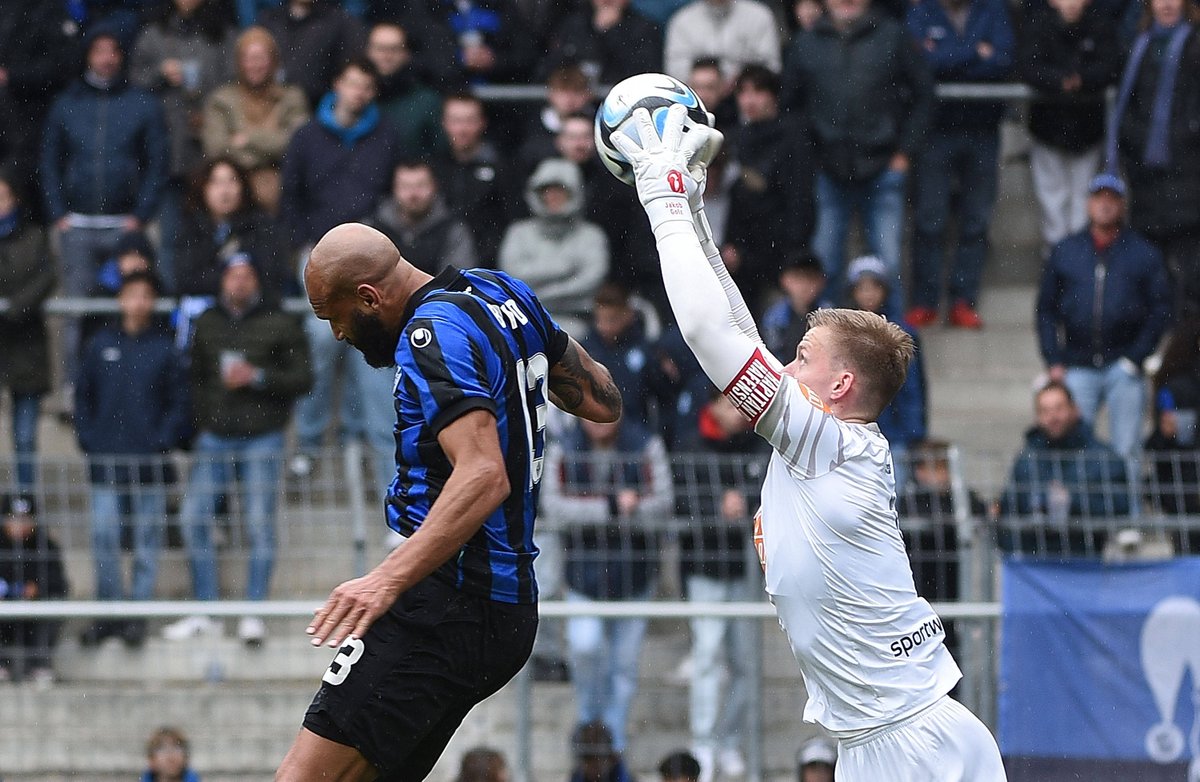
385,267,569,604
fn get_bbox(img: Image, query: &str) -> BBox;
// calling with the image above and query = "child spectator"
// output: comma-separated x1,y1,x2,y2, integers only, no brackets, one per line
0,493,68,684
142,727,202,782
454,747,511,782
658,750,701,782
761,252,830,361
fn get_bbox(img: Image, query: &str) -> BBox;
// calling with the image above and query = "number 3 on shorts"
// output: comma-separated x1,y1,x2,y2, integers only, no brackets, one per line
322,638,366,686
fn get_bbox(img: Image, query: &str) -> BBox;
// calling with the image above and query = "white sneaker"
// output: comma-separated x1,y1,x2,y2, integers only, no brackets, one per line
162,615,221,641
693,746,715,782
718,747,746,778
237,616,267,646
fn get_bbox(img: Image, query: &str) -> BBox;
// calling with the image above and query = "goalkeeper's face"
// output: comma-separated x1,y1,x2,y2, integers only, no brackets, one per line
785,327,836,395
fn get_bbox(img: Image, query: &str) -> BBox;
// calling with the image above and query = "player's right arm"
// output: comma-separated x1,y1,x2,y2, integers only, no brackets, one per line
547,336,623,423
613,108,782,401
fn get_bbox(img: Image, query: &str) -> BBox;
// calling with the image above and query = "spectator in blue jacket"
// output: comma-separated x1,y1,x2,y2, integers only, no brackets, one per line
75,271,187,649
906,0,1015,330
40,22,169,372
1036,173,1171,459
998,381,1131,554
279,56,400,498
845,255,928,488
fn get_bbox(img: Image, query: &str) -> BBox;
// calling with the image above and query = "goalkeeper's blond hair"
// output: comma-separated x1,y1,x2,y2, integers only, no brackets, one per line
807,308,915,420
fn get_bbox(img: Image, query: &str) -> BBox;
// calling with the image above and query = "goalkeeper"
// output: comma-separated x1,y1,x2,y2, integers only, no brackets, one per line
613,105,1005,781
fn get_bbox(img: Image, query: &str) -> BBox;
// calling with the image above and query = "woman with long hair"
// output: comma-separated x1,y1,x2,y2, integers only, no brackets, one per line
174,156,292,300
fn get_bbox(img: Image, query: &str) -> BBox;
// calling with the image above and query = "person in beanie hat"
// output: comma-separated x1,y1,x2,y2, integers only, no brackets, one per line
0,492,68,683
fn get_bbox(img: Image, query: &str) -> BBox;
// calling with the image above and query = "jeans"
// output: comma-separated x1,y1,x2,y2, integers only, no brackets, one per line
911,128,1000,309
295,313,398,493
57,224,128,364
90,480,166,600
812,168,908,304
180,429,284,601
1064,362,1146,459
566,589,651,752
687,574,756,753
11,392,41,489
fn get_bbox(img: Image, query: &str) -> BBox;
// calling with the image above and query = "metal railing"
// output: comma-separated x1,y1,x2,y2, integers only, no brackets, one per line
4,443,1199,779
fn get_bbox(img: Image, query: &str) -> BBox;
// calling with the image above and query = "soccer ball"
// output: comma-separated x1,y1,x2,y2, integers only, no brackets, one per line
594,73,711,186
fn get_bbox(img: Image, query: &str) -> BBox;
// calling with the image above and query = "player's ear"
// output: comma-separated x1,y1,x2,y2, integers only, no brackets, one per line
356,283,384,310
829,369,854,402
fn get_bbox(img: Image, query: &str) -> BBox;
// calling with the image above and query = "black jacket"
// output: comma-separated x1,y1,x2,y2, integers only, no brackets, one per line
175,210,294,299
0,526,67,602
431,142,515,264
540,7,663,84
1117,27,1200,240
1020,6,1121,152
189,301,312,437
0,222,54,395
726,115,814,301
257,1,366,108
781,11,934,183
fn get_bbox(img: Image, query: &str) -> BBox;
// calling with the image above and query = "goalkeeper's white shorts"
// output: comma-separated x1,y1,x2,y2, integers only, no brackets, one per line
835,696,1006,781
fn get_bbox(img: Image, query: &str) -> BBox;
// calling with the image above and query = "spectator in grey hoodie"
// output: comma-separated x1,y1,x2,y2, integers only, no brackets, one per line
498,158,609,336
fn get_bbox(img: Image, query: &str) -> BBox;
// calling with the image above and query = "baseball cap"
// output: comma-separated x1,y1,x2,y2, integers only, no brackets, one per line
0,493,37,517
797,737,837,767
846,255,890,287
221,251,258,275
1088,173,1127,198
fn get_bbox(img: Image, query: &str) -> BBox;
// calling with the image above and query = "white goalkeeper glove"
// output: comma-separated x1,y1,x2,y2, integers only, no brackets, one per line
611,104,701,237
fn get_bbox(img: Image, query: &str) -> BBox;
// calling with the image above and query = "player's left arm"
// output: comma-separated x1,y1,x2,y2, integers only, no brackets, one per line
306,408,509,647
547,336,623,423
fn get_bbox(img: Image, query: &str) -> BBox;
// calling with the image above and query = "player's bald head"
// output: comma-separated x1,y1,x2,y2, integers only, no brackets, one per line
307,223,404,298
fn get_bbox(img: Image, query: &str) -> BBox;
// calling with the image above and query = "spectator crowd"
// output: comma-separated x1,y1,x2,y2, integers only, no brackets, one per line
1,0,1200,778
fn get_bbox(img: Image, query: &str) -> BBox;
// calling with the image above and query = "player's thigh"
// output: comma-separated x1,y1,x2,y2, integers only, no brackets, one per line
837,697,1005,782
276,727,378,782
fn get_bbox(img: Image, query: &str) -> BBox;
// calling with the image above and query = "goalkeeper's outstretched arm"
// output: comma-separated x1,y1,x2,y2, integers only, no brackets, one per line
612,106,782,396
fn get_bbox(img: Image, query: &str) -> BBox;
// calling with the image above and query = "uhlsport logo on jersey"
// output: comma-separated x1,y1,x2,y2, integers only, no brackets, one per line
410,327,432,349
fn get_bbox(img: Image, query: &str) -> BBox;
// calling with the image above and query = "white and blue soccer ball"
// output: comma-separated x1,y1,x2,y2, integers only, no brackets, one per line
594,73,712,186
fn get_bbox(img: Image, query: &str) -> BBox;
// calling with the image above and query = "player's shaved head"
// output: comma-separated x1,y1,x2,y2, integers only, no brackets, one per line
306,222,433,368
307,222,405,299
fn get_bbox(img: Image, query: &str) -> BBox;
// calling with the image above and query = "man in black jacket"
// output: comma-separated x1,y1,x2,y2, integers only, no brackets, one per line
781,0,934,301
1036,174,1171,460
1019,0,1121,256
725,65,814,312
540,0,663,85
169,254,311,645
258,0,367,108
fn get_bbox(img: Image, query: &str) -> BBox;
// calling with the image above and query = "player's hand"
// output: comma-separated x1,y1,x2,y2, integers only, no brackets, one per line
307,571,400,648
681,111,723,214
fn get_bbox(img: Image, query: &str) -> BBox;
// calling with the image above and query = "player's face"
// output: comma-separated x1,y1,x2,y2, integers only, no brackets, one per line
784,326,837,397
309,279,401,369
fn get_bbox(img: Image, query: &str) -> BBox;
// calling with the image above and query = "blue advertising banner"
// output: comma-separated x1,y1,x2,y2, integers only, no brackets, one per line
1000,558,1200,781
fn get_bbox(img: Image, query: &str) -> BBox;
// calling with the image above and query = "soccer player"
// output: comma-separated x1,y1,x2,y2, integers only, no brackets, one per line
612,105,1005,780
276,223,622,781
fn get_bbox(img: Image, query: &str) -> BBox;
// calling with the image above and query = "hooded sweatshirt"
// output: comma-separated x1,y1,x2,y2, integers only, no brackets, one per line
497,158,609,326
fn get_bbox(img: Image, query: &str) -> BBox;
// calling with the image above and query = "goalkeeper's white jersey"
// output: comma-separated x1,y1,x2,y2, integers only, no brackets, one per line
741,359,961,734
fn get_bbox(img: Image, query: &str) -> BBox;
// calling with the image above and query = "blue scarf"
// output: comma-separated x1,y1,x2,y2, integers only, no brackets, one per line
316,93,380,148
0,208,19,239
1106,22,1193,171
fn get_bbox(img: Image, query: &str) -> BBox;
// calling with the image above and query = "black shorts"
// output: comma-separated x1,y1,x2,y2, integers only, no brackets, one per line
303,575,537,781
